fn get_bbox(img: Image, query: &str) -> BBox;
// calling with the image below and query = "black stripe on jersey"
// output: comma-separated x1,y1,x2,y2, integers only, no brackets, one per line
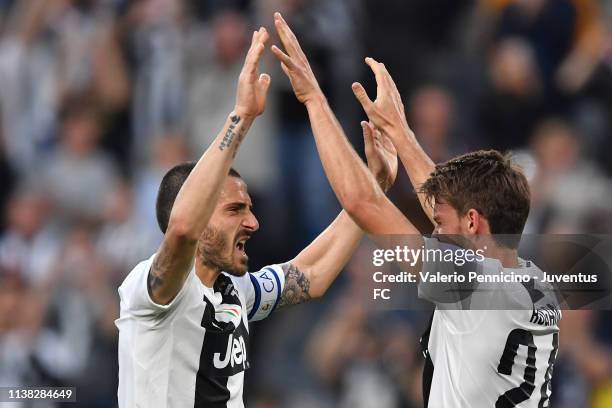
194,275,250,408
195,297,231,407
195,375,231,408
420,311,435,408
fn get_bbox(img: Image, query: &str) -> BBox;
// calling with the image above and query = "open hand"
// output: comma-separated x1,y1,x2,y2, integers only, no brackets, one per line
363,121,398,192
352,58,414,142
270,12,323,104
234,27,271,119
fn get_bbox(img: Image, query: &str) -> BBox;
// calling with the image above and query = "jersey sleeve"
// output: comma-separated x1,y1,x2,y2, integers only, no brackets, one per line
233,265,285,322
418,237,481,306
118,253,193,320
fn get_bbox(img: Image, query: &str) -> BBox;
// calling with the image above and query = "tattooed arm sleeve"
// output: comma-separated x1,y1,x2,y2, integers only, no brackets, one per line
277,262,312,309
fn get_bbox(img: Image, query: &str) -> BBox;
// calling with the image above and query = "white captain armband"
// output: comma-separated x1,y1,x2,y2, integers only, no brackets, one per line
247,265,285,321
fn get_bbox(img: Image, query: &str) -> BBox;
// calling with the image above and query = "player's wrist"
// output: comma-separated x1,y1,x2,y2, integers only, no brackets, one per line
388,124,416,147
303,92,327,109
232,107,259,122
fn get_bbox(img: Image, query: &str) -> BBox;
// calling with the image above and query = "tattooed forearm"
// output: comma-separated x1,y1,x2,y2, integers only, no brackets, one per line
231,126,247,158
218,114,241,152
278,262,312,309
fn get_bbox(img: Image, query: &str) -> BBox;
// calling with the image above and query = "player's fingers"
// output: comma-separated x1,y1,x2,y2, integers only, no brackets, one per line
257,73,271,94
365,57,387,88
250,26,268,47
380,64,403,107
369,123,384,149
280,62,290,77
352,82,374,114
379,62,394,87
276,13,308,62
274,12,302,58
273,13,292,51
362,121,376,158
249,43,265,71
248,27,265,51
258,26,269,44
271,45,295,69
379,64,393,90
362,120,374,145
249,27,268,52
369,122,381,141
243,31,267,76
251,28,261,44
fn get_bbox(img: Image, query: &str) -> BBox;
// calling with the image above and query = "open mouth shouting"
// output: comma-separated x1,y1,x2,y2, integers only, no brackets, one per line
234,234,251,260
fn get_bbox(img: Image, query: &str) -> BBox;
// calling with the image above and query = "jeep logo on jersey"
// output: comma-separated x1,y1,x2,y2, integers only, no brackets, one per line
213,332,248,370
198,316,251,377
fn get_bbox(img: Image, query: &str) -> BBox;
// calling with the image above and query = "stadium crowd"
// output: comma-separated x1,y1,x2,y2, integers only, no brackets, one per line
0,0,611,407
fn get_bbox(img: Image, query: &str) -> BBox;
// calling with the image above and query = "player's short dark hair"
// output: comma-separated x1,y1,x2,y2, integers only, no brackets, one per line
155,161,242,234
419,150,530,249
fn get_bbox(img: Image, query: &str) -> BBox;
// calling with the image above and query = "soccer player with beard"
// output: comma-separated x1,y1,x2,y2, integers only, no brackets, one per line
116,26,398,408
271,12,561,408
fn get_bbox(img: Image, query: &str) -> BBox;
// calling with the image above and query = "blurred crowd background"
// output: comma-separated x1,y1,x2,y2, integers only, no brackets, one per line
0,0,612,407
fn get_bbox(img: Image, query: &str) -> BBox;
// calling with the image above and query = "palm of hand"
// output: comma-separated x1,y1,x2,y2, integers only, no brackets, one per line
235,74,267,117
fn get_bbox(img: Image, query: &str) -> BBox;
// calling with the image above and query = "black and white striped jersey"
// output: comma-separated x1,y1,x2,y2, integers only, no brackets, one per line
419,237,561,408
116,253,284,408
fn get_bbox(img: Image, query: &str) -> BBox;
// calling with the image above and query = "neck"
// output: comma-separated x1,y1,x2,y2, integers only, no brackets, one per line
195,260,221,288
483,244,519,268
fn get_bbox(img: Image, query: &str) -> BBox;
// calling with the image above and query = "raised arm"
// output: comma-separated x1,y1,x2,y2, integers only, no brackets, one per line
270,13,417,236
352,59,436,224
149,28,271,305
277,121,398,308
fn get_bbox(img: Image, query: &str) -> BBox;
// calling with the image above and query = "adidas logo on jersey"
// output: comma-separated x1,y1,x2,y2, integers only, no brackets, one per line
213,332,248,370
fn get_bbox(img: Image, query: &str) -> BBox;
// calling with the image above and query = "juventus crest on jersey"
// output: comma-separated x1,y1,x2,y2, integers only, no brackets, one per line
418,237,561,408
115,254,284,408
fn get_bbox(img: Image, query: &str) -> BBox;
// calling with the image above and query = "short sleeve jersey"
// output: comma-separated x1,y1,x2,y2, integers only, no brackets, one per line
419,238,561,408
116,254,285,408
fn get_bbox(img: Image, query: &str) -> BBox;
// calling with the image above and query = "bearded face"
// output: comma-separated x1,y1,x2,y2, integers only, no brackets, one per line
196,177,258,276
197,225,251,276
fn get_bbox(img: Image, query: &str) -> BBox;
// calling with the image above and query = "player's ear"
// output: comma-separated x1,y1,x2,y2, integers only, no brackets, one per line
465,208,480,234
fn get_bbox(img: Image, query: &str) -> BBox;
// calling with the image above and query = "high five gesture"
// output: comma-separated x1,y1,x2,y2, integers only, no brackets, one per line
271,12,415,235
